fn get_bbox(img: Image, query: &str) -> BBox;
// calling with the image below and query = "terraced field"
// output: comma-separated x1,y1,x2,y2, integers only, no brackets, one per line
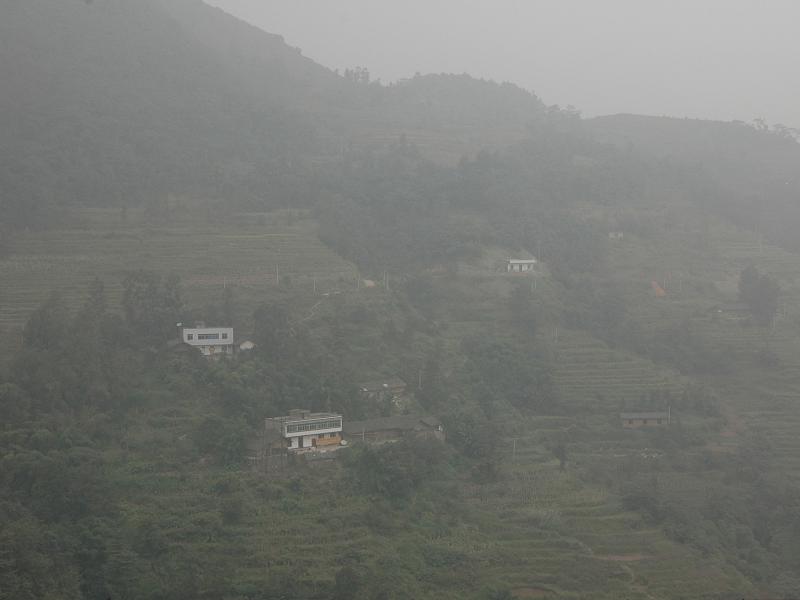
552,330,686,411
5,205,800,597
472,216,800,596
419,257,689,419
0,209,356,362
601,220,800,487
456,449,754,599
684,228,800,481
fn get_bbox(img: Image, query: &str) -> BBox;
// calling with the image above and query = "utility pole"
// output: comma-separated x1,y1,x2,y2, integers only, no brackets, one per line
313,278,317,295
512,438,517,463
275,266,280,285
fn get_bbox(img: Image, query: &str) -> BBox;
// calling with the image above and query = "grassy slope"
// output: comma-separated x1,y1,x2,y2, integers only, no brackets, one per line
2,5,798,598
5,206,786,598
605,218,800,480
397,234,752,598
413,203,800,597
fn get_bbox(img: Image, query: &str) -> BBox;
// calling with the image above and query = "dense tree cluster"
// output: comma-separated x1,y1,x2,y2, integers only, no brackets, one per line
0,277,381,598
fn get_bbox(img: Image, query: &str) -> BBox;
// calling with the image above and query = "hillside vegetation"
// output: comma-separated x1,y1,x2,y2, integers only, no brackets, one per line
2,1,800,599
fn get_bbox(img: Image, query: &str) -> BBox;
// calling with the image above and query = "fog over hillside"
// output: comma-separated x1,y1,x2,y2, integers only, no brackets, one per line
208,0,800,128
2,2,800,599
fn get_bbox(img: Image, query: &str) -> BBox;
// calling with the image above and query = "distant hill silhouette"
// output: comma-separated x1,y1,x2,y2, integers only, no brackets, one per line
1,0,798,256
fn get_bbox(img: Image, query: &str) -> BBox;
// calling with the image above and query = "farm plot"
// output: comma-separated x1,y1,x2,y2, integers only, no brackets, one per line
0,211,356,363
552,330,686,411
691,229,800,479
460,451,754,598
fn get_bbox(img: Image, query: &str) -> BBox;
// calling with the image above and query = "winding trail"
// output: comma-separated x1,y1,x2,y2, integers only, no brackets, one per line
292,298,325,325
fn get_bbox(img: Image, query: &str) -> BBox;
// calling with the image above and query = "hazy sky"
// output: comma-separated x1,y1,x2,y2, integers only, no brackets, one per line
207,0,800,128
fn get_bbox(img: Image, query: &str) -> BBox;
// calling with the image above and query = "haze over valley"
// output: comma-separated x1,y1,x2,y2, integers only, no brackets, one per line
1,2,800,599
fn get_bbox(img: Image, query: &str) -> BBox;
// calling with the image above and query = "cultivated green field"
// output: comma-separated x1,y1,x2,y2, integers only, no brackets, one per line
602,218,800,485
0,208,357,363
4,207,800,598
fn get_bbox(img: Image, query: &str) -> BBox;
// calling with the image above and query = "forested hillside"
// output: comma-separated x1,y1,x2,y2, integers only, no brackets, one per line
2,1,800,599
0,0,350,226
588,114,800,252
0,0,545,229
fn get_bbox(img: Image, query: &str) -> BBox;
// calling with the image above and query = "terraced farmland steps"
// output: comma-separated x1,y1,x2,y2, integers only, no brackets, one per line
0,212,358,364
552,330,686,408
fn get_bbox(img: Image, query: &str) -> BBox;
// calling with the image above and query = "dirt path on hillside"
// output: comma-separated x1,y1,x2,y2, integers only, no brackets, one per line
291,298,325,326
582,543,657,599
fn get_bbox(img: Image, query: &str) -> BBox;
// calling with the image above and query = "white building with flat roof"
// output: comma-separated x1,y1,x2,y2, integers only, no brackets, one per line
181,326,234,357
265,409,343,451
506,258,538,273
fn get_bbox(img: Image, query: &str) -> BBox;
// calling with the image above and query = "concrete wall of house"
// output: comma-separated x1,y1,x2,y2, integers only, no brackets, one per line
198,344,234,356
507,262,537,273
182,327,234,347
288,432,341,449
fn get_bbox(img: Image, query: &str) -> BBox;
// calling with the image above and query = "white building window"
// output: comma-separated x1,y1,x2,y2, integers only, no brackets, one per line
286,419,342,434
